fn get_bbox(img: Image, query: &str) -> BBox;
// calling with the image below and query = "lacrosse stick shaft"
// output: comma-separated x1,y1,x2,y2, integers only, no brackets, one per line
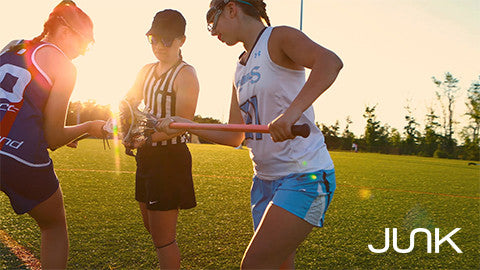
169,123,310,138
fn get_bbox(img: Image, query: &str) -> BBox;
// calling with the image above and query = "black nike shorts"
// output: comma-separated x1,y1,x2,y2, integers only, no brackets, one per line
135,143,196,211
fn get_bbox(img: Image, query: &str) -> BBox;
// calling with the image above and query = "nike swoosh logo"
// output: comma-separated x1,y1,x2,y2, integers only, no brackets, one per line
149,201,159,205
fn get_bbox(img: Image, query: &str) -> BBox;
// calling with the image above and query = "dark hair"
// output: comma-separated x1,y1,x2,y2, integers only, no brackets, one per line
237,0,271,26
209,0,271,26
146,9,186,40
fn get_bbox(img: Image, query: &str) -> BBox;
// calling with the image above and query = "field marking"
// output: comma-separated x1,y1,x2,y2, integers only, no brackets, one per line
54,168,480,200
0,229,41,270
55,168,136,174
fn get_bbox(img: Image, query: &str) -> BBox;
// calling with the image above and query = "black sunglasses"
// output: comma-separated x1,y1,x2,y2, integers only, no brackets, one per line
206,0,232,32
206,0,255,32
146,34,174,47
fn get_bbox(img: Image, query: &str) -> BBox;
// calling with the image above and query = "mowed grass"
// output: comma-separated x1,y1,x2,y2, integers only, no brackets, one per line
0,139,479,269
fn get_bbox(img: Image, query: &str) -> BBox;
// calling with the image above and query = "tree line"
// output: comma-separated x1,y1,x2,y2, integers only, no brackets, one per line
66,72,479,161
319,72,479,161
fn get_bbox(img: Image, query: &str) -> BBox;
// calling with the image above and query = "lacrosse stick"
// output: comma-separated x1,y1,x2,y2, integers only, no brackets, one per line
168,123,310,138
103,99,311,156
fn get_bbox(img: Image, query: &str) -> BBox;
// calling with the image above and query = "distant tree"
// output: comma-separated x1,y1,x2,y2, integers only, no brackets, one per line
460,128,480,160
193,115,222,124
460,76,480,160
363,105,382,152
66,101,83,125
320,124,332,137
402,103,420,155
419,107,441,157
389,128,402,154
66,100,111,125
341,116,355,150
321,121,341,149
377,124,391,154
330,120,340,137
192,115,223,144
465,76,480,143
432,72,459,157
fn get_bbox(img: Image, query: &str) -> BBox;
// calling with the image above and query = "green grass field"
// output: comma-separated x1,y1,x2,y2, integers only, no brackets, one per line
1,140,479,269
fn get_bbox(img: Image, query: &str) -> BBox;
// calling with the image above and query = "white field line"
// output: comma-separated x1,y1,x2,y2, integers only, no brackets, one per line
0,229,41,270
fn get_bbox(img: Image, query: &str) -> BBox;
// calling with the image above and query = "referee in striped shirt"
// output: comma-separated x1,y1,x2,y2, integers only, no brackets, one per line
124,9,199,269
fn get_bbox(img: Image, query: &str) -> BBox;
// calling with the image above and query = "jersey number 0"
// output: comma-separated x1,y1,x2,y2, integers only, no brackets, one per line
0,64,32,103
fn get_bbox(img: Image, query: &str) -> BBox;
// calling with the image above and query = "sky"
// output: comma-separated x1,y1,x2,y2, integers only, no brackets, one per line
1,0,478,137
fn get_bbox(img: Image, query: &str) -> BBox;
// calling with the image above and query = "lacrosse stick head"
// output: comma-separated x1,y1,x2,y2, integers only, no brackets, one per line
103,99,158,155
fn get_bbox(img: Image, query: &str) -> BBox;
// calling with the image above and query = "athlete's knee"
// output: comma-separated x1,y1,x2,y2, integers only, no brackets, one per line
155,239,176,250
30,209,67,231
151,232,176,248
149,226,176,246
37,217,67,232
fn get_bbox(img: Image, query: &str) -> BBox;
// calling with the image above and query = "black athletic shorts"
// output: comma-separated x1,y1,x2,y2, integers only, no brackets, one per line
0,155,59,214
135,143,196,211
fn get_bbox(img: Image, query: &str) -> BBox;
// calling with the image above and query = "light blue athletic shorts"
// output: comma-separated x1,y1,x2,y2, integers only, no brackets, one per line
251,169,336,231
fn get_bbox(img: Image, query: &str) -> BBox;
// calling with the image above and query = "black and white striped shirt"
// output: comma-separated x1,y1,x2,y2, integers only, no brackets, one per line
143,60,189,146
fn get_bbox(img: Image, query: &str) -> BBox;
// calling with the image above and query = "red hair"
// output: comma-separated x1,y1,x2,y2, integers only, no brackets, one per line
32,1,94,43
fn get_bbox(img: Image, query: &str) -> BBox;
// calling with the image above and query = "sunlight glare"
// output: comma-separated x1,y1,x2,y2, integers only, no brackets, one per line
359,189,372,200
110,115,122,174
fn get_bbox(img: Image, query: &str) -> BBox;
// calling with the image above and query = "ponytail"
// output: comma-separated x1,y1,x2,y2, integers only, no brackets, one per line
31,0,92,45
236,0,271,26
32,28,49,44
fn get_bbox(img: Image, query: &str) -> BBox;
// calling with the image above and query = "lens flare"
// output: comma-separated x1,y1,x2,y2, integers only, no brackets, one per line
403,204,435,231
309,174,317,180
302,161,308,167
359,189,372,200
110,114,121,174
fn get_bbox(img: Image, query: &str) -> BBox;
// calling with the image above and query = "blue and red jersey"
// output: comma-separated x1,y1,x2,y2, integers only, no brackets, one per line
0,40,60,167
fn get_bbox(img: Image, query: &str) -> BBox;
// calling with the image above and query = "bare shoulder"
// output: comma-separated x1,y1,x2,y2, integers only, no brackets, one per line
270,26,305,44
143,62,156,71
138,62,156,76
174,64,199,93
178,64,198,78
35,45,76,82
269,26,306,69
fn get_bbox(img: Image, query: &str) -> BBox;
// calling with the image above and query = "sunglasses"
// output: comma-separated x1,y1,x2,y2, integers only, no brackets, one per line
207,0,233,32
146,34,174,47
206,0,254,32
57,16,94,53
57,16,93,43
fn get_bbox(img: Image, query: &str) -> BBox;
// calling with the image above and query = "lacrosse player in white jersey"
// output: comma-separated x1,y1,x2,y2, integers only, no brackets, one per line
158,0,343,269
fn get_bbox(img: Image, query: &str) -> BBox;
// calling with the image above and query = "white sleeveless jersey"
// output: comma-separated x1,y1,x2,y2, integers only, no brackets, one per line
234,27,334,180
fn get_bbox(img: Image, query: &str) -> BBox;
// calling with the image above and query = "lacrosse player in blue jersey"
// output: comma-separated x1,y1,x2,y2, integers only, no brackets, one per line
0,1,104,268
158,0,343,269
